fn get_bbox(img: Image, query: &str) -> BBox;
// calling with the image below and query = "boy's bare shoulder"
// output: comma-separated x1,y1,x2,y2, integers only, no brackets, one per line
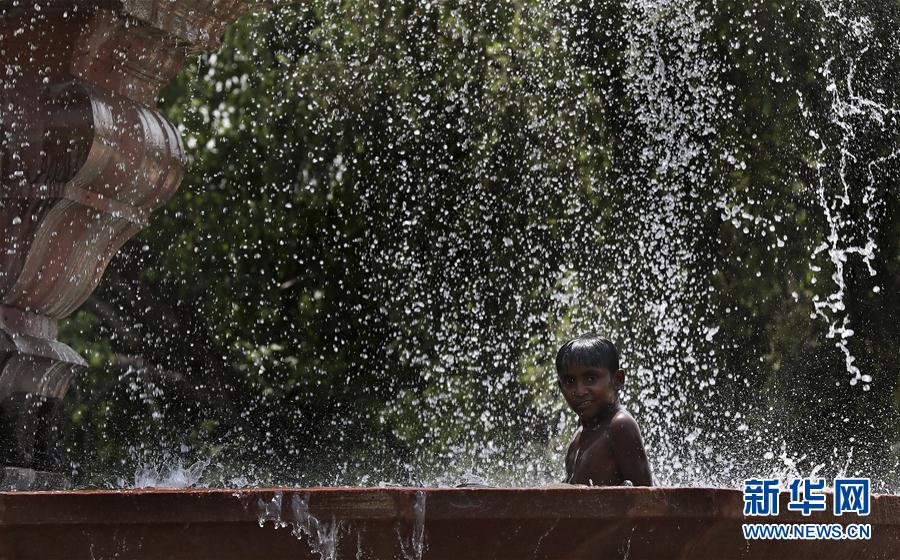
608,408,642,439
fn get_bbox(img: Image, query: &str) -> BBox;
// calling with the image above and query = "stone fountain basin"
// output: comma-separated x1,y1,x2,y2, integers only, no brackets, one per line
0,487,897,559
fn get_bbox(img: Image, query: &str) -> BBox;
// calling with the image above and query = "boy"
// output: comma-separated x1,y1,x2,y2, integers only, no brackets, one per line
557,335,653,486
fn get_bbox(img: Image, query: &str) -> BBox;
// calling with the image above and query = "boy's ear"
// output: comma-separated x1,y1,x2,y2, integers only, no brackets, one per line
613,369,626,390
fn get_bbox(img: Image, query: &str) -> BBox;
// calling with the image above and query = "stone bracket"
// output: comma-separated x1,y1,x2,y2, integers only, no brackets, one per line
0,328,85,399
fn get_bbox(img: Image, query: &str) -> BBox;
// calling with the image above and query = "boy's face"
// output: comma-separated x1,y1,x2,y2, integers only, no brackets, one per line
557,363,623,422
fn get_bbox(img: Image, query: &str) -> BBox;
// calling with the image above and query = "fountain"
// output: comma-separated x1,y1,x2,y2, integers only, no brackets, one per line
1,0,899,558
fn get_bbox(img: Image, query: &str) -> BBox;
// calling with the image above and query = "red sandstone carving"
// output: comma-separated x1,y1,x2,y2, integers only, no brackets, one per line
0,0,285,472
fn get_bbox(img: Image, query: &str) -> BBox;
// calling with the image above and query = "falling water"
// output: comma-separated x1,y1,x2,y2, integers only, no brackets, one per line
808,0,899,389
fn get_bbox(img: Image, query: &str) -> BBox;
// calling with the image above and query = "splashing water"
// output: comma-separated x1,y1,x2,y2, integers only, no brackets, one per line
129,459,210,489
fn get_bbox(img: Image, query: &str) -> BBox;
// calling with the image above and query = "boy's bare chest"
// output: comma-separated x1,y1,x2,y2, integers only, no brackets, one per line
568,430,620,485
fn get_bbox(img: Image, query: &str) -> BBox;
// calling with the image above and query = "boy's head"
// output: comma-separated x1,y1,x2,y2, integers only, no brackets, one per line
555,335,620,374
555,335,625,422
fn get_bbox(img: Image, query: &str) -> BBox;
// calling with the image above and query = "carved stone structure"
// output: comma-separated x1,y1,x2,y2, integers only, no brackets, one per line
0,0,279,481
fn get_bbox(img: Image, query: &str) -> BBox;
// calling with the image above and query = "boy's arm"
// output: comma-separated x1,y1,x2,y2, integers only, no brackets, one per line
609,414,653,486
563,431,581,483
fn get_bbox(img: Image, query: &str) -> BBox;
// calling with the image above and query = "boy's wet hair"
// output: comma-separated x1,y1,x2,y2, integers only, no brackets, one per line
555,334,620,374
